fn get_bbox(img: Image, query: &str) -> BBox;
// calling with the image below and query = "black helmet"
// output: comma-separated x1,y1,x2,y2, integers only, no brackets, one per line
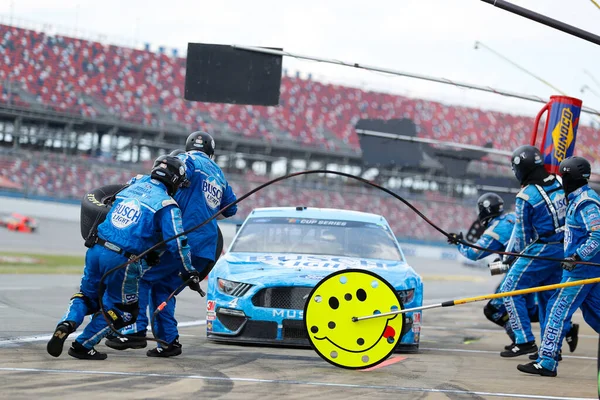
185,131,215,158
559,156,591,195
511,145,545,184
170,148,186,157
150,155,187,195
477,193,504,226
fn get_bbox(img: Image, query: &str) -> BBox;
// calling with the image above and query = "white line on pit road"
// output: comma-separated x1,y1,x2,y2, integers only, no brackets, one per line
0,368,594,400
0,320,206,347
421,347,596,360
426,325,599,339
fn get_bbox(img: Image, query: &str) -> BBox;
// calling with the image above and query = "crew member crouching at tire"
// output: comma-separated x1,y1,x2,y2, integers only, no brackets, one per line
448,193,533,347
518,156,600,377
46,156,194,360
105,131,238,357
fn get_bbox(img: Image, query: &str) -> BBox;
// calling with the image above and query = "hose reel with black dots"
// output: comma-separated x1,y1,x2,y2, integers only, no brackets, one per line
88,169,600,352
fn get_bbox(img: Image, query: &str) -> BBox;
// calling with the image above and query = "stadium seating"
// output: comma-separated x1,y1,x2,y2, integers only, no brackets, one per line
1,23,599,163
0,151,473,241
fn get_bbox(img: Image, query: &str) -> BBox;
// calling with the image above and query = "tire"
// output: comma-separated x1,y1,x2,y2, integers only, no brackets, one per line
197,225,224,281
80,184,128,240
215,225,224,261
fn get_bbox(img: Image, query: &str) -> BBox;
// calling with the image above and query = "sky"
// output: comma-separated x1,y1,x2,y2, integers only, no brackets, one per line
1,0,600,124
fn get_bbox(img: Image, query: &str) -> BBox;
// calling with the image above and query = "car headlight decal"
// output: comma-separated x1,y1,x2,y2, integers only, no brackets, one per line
217,278,253,297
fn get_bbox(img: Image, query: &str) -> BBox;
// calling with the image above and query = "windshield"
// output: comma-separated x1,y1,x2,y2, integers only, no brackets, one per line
231,217,404,261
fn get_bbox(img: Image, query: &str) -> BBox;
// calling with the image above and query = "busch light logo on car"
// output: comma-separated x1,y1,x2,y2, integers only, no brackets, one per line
111,199,142,229
203,176,223,209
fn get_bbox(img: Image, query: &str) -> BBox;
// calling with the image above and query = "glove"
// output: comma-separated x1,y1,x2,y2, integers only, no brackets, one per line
180,270,205,297
561,254,581,272
447,232,464,245
145,251,161,267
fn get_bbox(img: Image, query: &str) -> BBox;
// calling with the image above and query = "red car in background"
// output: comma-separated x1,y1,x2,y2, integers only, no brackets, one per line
0,213,38,233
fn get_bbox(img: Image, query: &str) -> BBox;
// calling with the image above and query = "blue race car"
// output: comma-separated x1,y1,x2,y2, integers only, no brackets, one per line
206,207,423,351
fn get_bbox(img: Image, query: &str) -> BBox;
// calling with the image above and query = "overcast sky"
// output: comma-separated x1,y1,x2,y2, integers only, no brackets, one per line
1,0,600,124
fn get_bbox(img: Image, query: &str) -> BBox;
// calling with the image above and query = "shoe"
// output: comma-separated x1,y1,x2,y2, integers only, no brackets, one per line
504,343,515,351
517,362,557,377
47,322,74,357
147,338,182,358
500,341,538,358
105,332,147,350
528,350,562,361
67,341,107,360
565,323,579,353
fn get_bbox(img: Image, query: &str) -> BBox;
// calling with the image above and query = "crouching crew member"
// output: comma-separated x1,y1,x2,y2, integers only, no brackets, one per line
105,131,238,357
46,156,194,360
518,156,600,377
448,193,532,347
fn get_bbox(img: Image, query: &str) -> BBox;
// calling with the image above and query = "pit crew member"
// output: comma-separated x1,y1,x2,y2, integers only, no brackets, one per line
499,145,567,358
106,131,238,357
448,192,529,345
46,156,193,360
518,156,600,376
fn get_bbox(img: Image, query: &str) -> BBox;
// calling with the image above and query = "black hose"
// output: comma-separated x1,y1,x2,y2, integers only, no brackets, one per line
97,169,600,345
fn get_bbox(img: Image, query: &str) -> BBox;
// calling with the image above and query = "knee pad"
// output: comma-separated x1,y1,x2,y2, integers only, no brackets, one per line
70,292,99,315
483,301,509,327
107,302,140,329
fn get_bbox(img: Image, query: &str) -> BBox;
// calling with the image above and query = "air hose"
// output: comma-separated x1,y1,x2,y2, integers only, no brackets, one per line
97,169,598,346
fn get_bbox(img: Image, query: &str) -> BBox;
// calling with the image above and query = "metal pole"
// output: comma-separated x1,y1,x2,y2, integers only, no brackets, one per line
584,70,600,91
582,85,600,101
353,274,600,322
474,41,566,95
356,128,511,156
473,42,600,120
232,44,600,118
356,128,600,177
480,0,600,46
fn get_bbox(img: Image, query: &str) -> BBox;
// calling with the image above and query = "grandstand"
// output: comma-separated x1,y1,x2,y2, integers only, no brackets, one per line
0,149,472,242
1,22,598,242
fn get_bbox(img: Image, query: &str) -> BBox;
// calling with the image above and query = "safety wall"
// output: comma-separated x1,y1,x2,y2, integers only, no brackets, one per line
399,242,460,261
0,195,465,262
0,195,80,221
0,194,237,243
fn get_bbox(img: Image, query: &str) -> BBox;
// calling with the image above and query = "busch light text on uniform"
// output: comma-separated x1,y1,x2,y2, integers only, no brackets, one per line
203,176,223,209
541,296,570,358
111,199,142,229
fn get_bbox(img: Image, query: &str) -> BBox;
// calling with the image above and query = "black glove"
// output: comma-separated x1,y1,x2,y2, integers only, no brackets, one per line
561,254,581,272
145,251,161,267
447,232,464,245
180,270,205,297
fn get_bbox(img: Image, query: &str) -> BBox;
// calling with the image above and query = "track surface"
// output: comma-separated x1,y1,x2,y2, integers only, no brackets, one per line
0,258,598,399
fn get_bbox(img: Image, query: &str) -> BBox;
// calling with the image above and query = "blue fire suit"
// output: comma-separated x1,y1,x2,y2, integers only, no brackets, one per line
458,213,516,260
124,151,237,346
538,185,600,372
458,213,537,340
501,178,567,345
60,179,193,349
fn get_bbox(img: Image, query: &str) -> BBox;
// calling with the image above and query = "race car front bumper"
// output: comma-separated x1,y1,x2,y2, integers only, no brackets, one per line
206,285,421,351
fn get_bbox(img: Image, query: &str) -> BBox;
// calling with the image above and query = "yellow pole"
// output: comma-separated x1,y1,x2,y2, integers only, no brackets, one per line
353,275,600,322
453,275,600,305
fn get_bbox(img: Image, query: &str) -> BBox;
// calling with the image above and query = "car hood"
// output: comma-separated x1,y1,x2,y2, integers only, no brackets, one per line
213,252,420,286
